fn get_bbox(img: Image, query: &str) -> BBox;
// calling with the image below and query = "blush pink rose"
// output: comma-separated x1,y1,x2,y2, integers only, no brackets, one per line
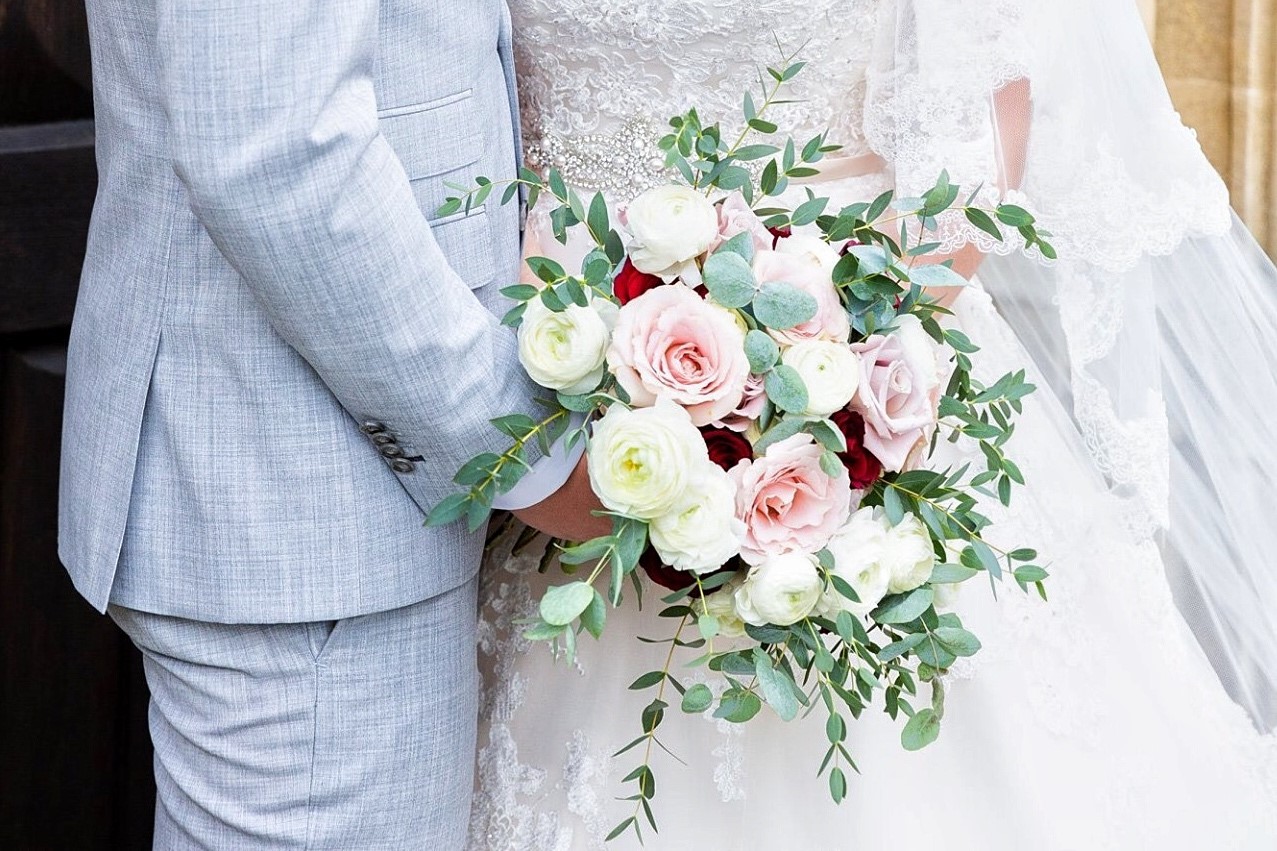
850,314,943,472
731,433,853,565
712,372,767,433
752,246,851,347
712,192,773,255
607,284,750,426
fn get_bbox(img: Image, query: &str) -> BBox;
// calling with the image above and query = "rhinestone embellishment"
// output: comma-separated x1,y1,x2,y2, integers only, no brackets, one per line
525,116,671,196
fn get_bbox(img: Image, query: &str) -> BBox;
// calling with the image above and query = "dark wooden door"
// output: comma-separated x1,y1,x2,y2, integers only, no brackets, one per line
0,1,155,847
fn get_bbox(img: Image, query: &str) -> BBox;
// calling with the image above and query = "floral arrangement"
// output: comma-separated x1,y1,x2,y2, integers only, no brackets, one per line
430,59,1051,843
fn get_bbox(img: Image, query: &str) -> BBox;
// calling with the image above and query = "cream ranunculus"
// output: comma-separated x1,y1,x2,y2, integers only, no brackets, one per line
699,578,748,638
624,185,720,280
649,464,744,574
820,506,894,617
733,551,823,626
587,398,709,520
776,233,842,276
781,339,861,418
882,512,937,594
517,296,619,394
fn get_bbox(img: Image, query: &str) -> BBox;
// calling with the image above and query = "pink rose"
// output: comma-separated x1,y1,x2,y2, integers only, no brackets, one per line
849,315,943,472
731,433,853,565
713,193,772,255
712,372,767,432
607,284,750,426
752,246,850,347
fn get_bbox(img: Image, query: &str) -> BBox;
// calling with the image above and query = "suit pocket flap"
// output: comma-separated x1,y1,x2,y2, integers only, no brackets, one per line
378,90,480,182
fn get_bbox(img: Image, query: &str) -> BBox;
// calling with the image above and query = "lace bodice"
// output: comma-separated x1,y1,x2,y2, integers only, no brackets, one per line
509,0,882,194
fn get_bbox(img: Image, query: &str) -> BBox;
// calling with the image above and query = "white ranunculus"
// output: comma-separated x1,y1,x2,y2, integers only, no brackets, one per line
625,185,720,280
776,233,842,276
733,552,823,626
820,506,893,617
587,398,709,520
782,340,861,417
518,296,619,395
882,512,937,594
699,578,748,638
650,464,744,574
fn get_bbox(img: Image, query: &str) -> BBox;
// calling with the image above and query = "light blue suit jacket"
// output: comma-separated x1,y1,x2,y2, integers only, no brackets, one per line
60,0,543,623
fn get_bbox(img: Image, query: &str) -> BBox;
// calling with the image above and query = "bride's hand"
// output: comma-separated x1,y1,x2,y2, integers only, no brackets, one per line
513,455,612,541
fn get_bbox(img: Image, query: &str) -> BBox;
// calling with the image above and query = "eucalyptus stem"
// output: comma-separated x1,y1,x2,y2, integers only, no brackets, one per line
475,408,567,497
884,481,1011,558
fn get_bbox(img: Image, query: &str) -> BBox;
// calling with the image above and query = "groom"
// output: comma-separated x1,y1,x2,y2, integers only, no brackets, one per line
59,0,603,846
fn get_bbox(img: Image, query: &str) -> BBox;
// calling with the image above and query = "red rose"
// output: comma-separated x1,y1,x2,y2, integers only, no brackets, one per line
699,426,753,472
830,408,884,489
640,547,740,593
613,258,664,304
639,547,698,592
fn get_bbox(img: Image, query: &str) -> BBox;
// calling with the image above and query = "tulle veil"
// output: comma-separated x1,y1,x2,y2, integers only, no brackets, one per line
869,0,1277,728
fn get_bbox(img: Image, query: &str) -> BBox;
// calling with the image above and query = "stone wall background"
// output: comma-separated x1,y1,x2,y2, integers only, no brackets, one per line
1142,0,1277,255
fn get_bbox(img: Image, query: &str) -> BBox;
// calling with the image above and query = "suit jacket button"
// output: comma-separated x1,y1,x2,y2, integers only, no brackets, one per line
361,420,386,435
390,459,415,474
371,433,396,446
380,444,404,458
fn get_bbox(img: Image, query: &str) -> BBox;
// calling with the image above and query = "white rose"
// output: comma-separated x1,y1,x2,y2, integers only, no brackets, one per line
625,185,720,280
776,233,842,276
782,340,861,418
733,552,823,626
518,296,619,395
882,512,937,594
820,506,893,617
587,398,708,520
650,464,744,573
699,579,748,638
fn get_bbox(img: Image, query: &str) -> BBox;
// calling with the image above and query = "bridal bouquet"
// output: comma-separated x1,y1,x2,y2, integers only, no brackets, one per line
430,60,1051,842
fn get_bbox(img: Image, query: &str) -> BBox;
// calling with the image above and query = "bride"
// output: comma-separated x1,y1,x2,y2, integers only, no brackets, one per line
471,1,1277,847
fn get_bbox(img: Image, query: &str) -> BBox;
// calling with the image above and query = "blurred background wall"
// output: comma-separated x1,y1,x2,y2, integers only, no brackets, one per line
1142,0,1277,256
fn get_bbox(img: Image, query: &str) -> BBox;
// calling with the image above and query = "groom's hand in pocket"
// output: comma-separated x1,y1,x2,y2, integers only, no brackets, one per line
514,455,612,542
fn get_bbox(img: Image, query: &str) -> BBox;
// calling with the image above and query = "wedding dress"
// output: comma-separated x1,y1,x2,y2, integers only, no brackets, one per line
469,1,1277,848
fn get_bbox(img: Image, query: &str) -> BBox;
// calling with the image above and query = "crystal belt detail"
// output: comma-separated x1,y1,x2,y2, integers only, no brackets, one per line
524,117,671,197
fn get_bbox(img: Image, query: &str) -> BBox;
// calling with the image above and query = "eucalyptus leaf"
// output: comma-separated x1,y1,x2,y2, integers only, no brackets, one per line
934,626,982,657
744,329,781,373
930,563,980,584
846,245,889,276
765,364,810,415
714,689,763,723
716,231,757,264
580,590,608,639
871,587,934,624
540,581,596,627
681,683,714,713
702,251,757,309
755,650,800,721
882,486,906,525
754,282,818,330
910,263,969,288
901,707,942,750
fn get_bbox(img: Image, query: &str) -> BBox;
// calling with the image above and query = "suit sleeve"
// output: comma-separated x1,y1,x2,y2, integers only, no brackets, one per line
155,0,550,512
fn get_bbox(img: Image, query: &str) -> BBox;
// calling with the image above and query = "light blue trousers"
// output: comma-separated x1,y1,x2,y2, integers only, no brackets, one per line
110,578,479,849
